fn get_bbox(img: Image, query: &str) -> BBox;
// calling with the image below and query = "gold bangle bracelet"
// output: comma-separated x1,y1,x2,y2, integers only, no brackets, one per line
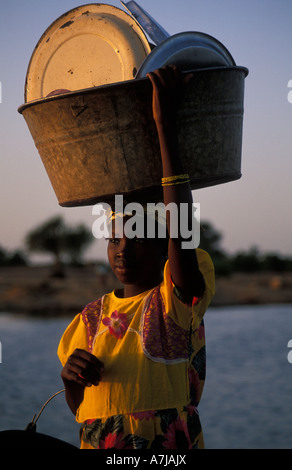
161,173,189,184
161,179,190,187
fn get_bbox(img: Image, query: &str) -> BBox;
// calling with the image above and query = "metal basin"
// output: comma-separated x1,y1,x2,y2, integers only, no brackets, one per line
18,66,248,207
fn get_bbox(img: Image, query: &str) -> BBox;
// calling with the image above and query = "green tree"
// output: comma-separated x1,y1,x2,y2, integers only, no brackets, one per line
63,224,93,266
0,245,27,266
199,220,224,258
261,252,292,272
232,247,261,272
199,220,232,275
26,216,64,267
0,246,7,266
25,216,93,275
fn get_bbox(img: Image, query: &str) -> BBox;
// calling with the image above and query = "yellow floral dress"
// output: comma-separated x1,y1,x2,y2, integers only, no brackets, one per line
58,249,215,449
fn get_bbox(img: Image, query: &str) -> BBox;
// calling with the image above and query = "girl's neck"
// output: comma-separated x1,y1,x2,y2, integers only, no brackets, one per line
119,274,163,298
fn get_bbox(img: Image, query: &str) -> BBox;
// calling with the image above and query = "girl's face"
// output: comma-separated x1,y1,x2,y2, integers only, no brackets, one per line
107,218,167,295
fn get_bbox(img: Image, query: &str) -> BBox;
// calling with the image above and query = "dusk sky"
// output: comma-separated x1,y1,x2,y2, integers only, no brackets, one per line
0,0,291,262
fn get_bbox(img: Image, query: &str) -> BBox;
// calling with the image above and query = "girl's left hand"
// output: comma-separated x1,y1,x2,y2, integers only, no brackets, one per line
147,66,192,127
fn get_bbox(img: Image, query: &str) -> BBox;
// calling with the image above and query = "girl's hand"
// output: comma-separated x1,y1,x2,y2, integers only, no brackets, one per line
61,348,104,388
147,66,192,127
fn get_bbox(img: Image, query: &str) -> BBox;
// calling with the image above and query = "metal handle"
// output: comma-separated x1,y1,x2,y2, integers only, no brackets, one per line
121,0,170,44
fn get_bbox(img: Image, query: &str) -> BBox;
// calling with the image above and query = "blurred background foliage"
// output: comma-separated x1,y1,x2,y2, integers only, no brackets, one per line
0,216,291,275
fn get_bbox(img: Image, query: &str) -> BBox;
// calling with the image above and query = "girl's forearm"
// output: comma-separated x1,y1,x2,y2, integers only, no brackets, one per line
156,122,204,298
148,66,205,298
156,121,193,207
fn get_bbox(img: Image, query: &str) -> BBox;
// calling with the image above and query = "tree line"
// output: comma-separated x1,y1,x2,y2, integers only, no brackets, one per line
0,216,291,275
0,216,92,271
199,221,292,275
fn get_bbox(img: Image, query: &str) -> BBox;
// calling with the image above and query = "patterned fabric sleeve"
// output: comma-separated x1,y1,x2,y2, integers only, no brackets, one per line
162,249,215,331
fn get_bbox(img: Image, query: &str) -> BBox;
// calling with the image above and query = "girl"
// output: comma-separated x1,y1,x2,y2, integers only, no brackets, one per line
58,66,215,449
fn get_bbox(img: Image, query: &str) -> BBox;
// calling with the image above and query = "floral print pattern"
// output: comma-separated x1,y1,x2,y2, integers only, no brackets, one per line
141,287,190,362
102,310,128,339
81,297,102,352
81,414,148,449
81,408,203,449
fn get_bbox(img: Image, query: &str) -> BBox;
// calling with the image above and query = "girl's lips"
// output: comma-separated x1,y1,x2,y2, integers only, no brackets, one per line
115,262,134,271
116,265,128,272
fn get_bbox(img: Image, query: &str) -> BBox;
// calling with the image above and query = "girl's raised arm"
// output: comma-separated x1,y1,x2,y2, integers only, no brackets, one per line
147,66,205,300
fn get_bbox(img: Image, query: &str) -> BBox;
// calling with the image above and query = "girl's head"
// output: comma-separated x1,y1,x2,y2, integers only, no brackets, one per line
107,207,168,293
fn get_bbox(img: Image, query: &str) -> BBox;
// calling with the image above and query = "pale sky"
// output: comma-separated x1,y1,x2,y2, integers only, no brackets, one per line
0,0,291,262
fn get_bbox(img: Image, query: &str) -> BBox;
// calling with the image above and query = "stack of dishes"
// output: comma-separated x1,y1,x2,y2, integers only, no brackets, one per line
25,3,151,101
24,3,237,101
19,3,248,206
136,31,236,77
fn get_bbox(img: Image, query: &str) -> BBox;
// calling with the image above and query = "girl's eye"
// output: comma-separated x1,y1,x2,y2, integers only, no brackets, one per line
134,237,145,244
108,238,120,245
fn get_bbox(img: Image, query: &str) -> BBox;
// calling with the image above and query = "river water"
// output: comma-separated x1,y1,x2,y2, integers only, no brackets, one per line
1,304,292,449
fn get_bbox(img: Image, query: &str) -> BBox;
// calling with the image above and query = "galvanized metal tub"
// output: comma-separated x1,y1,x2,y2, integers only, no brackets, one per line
18,66,248,207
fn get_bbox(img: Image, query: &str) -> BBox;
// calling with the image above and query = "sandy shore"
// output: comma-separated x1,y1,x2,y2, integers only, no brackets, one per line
0,265,291,316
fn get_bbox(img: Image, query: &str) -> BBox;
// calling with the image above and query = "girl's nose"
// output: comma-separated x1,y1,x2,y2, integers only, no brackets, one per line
116,236,132,256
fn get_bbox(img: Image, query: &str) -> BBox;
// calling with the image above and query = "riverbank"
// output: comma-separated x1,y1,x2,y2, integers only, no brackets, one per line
0,265,291,316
